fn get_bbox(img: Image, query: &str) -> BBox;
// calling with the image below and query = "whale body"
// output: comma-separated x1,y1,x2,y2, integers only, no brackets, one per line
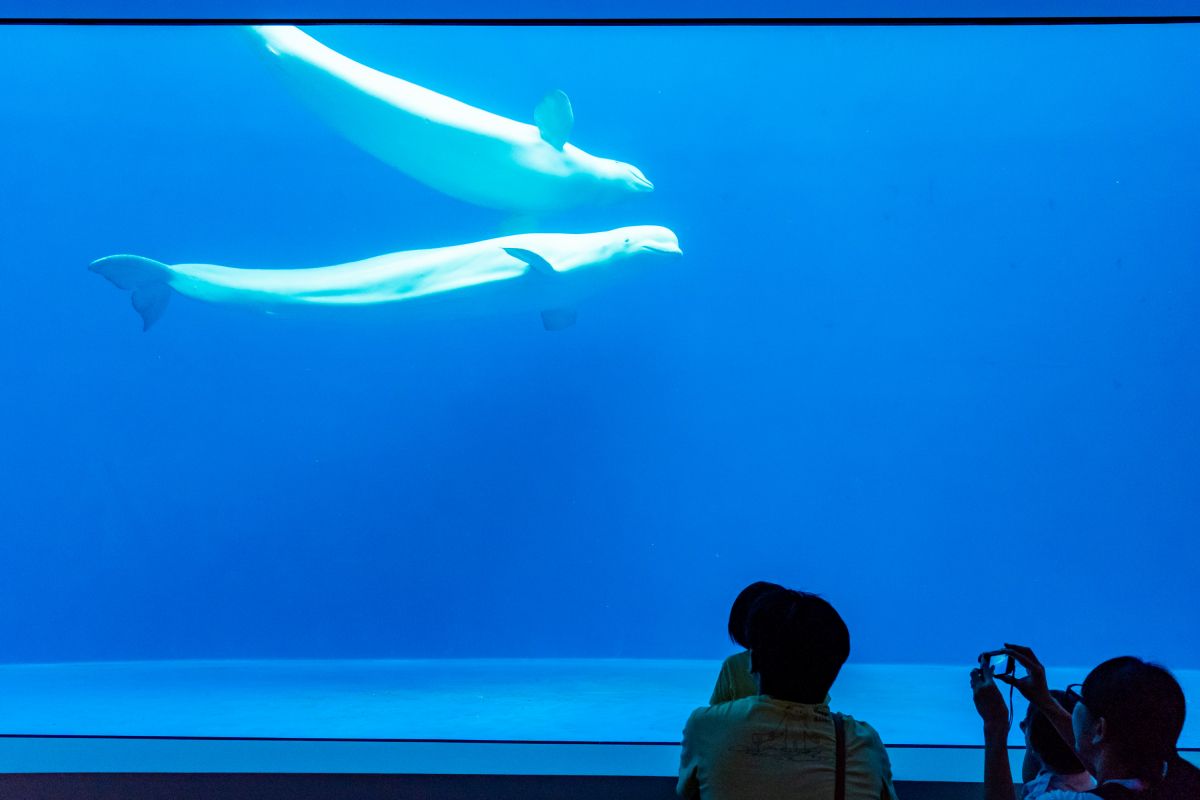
91,226,682,332
251,25,654,213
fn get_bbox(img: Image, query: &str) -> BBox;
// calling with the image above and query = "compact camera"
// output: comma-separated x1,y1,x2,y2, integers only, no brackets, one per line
979,651,1015,677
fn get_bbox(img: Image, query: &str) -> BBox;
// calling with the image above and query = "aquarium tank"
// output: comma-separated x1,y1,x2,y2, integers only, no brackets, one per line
0,13,1196,753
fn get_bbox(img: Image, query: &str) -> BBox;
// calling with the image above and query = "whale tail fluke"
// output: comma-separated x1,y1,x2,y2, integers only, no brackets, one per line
90,255,173,332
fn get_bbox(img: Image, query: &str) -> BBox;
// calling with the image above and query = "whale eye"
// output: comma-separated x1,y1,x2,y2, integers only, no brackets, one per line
624,238,630,244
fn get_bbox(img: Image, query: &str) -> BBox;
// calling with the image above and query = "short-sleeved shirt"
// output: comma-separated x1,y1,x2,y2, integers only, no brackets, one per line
709,651,830,706
710,651,759,705
1023,768,1096,800
1043,764,1200,800
1041,779,1147,800
678,695,899,800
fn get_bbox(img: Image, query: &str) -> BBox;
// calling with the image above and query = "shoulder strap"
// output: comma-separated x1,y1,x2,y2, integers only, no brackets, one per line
834,712,846,800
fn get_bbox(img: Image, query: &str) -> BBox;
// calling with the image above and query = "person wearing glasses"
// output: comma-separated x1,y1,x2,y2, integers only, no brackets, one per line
971,644,1194,800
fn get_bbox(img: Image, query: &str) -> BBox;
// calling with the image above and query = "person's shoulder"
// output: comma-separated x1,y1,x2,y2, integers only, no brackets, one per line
687,695,758,726
1166,755,1200,787
692,695,758,718
722,650,751,670
714,651,750,685
834,713,886,744
1039,790,1095,800
1026,772,1095,800
1023,769,1055,800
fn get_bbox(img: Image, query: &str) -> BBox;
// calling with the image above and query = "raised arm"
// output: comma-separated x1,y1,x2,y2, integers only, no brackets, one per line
972,665,1017,800
992,644,1075,750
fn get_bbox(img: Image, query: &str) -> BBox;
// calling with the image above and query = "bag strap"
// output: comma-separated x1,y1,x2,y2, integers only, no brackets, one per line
834,712,846,800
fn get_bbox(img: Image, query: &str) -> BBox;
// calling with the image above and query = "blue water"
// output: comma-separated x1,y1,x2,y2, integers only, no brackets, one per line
0,23,1197,673
0,660,1195,745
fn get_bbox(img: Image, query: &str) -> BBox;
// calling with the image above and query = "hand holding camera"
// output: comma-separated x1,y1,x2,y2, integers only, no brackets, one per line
969,659,1010,733
979,652,1015,678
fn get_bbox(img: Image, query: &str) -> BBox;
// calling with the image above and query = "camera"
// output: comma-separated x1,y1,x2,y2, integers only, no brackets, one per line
979,652,1014,676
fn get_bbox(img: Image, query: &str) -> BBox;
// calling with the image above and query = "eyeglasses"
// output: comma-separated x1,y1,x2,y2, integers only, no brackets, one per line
1066,683,1099,717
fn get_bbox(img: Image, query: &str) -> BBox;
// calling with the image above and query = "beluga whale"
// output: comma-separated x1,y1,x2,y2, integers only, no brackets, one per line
91,226,682,332
250,25,655,213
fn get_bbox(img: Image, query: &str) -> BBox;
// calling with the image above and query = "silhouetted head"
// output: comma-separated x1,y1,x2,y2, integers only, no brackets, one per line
1023,689,1086,774
1071,656,1186,783
728,581,784,649
747,589,850,704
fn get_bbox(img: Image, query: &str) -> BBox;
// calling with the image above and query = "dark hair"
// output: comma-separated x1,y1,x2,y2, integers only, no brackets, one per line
1081,656,1186,782
1028,689,1086,774
745,589,850,703
728,581,784,648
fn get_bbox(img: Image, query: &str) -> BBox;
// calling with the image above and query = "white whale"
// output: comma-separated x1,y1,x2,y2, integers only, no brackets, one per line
250,25,655,213
91,226,682,332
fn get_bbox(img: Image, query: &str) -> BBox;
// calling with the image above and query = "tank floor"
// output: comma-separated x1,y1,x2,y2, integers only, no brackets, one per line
0,659,1196,747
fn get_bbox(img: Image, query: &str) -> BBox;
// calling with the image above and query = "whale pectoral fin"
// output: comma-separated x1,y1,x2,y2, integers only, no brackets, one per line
534,89,574,149
131,283,171,332
504,246,558,276
541,308,577,331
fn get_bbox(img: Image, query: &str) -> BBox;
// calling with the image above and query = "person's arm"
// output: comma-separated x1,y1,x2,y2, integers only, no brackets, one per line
984,720,1015,800
972,665,1016,800
677,763,700,799
992,644,1074,751
870,726,901,800
677,712,702,798
709,659,732,706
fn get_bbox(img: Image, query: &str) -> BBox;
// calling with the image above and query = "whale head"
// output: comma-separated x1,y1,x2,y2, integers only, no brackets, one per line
614,225,682,257
586,225,681,269
614,162,655,193
586,157,654,198
504,226,681,277
502,227,682,330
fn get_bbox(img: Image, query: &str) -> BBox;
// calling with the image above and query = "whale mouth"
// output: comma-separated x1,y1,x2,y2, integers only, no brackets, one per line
625,167,654,192
641,242,682,256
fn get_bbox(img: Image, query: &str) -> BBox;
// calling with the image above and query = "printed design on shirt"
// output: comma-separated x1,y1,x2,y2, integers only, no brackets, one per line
729,706,832,764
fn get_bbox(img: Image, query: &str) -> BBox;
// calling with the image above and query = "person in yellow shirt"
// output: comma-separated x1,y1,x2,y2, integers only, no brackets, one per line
710,581,782,705
680,589,898,800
